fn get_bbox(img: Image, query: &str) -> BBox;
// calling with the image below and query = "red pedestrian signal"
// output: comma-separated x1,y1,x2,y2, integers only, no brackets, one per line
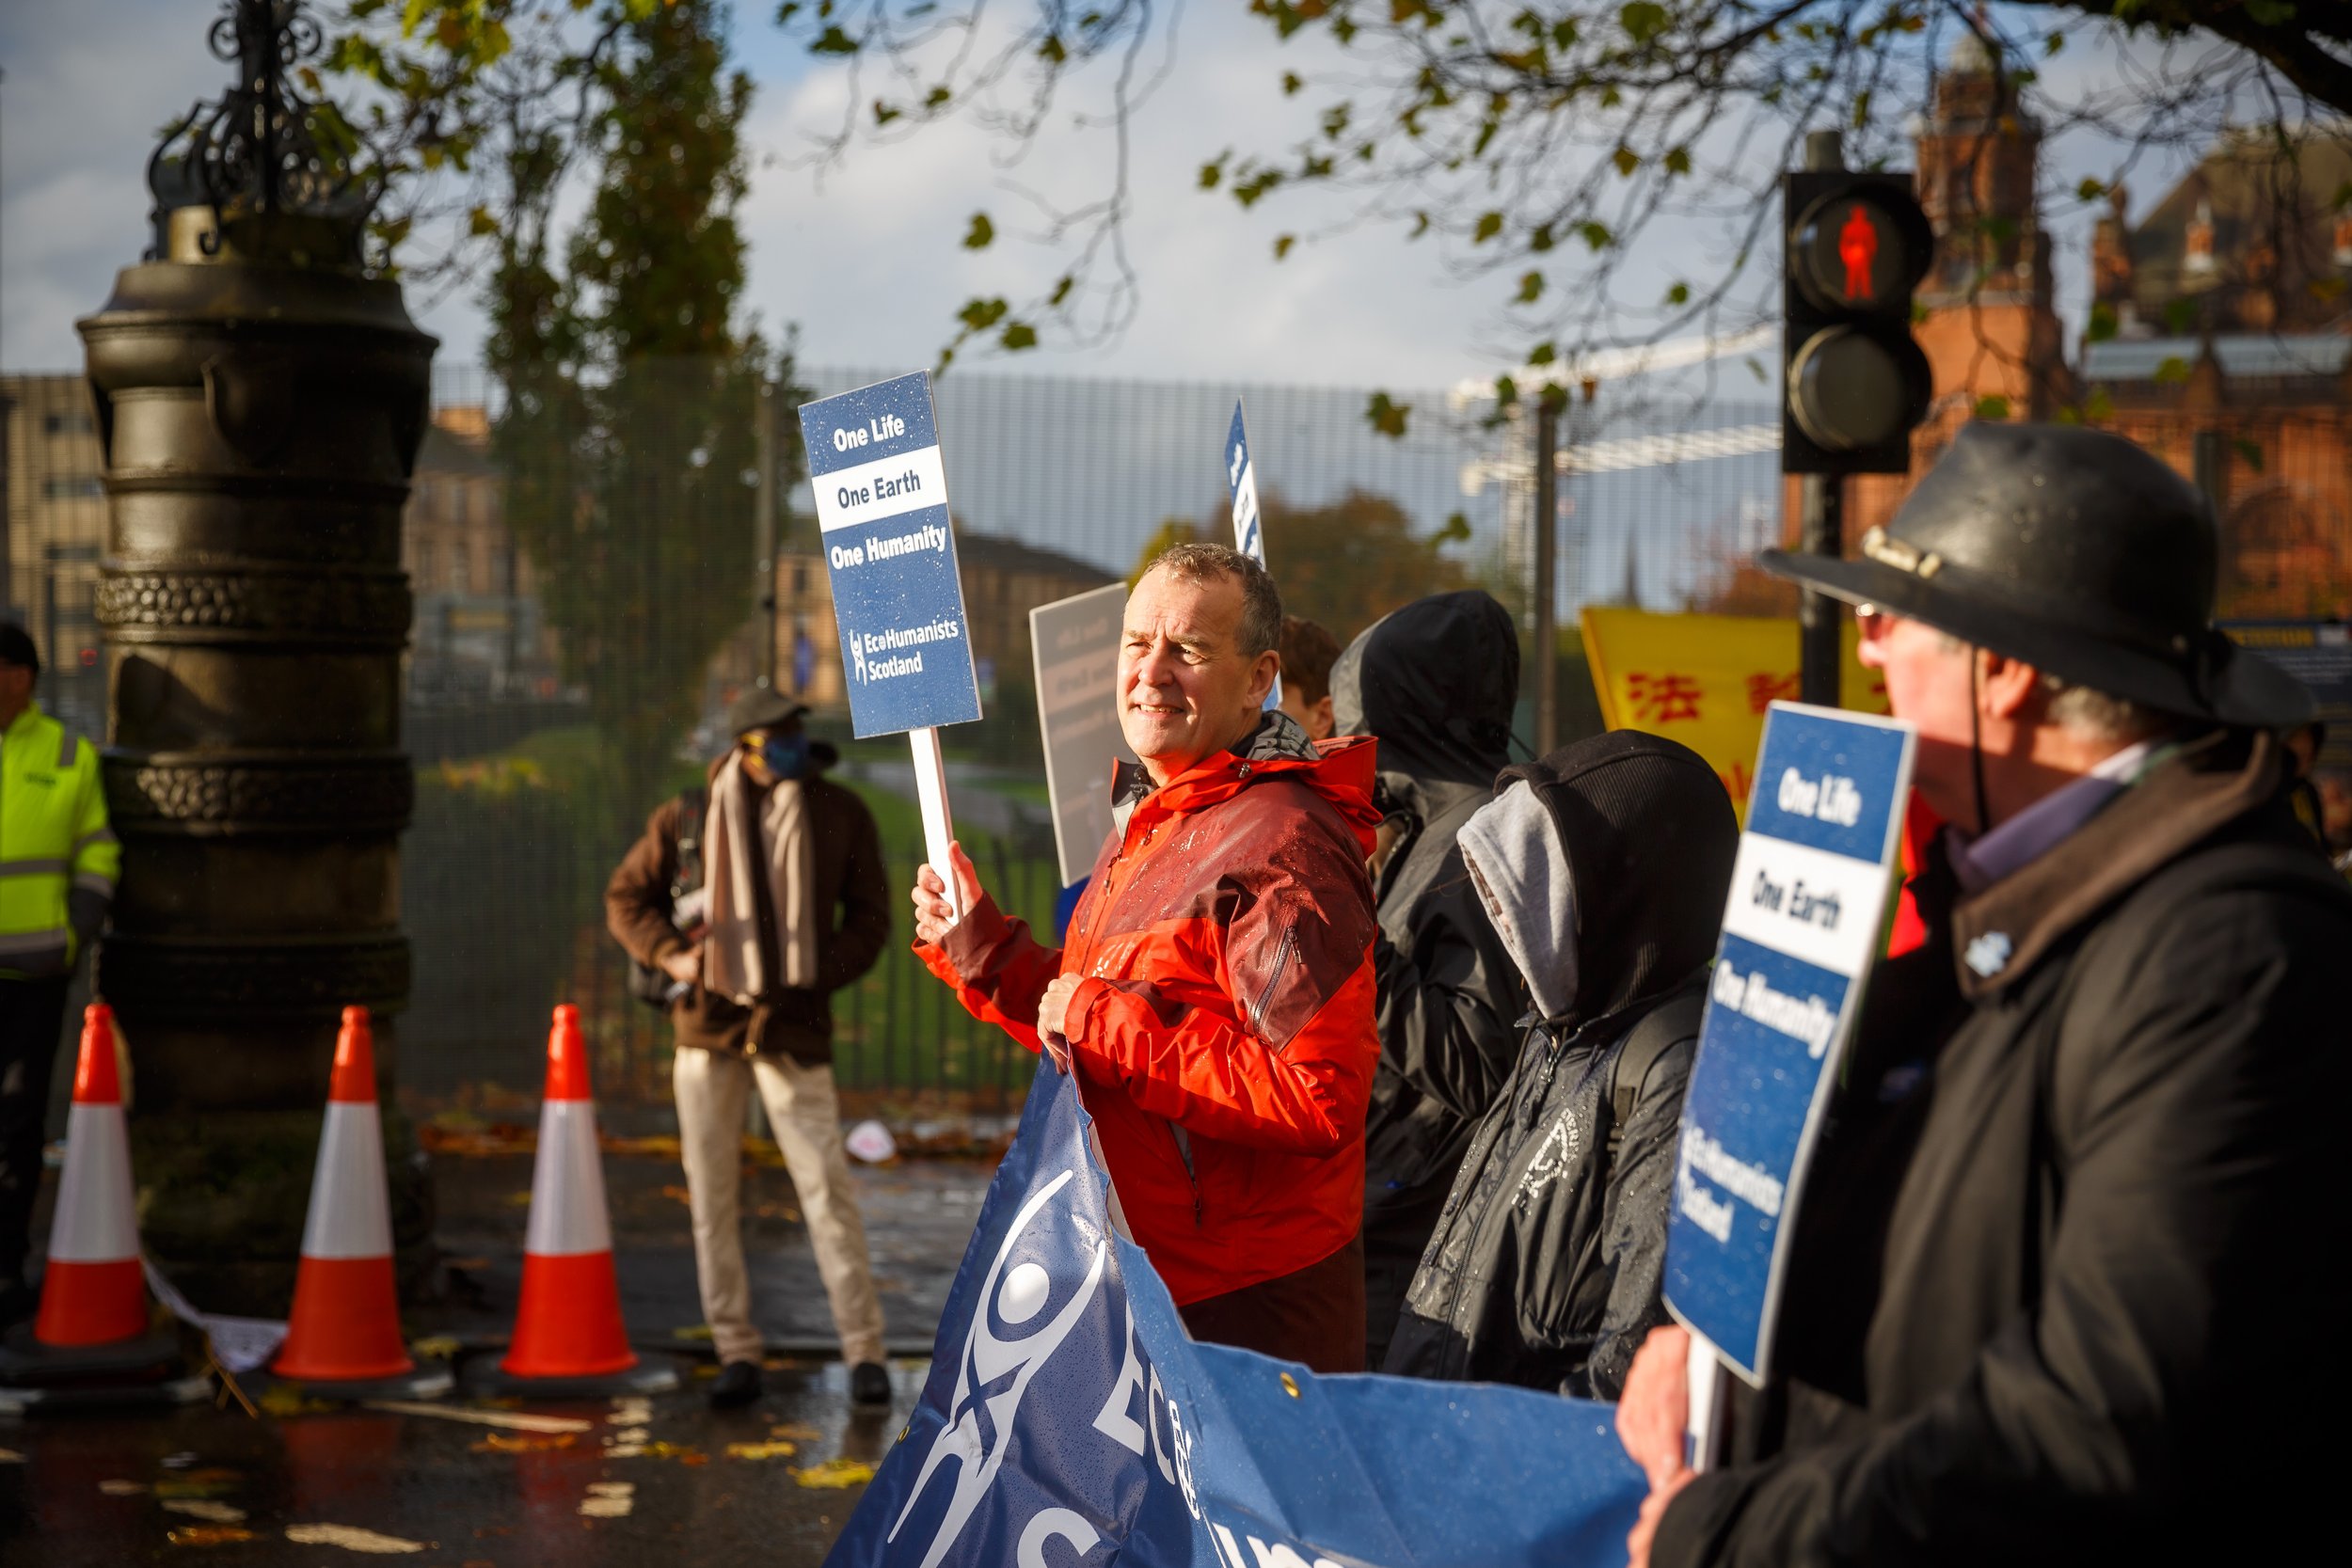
1782,170,1934,475
1839,207,1878,301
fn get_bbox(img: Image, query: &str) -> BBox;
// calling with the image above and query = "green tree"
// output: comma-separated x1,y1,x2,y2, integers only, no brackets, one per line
1131,489,1475,649
486,0,792,826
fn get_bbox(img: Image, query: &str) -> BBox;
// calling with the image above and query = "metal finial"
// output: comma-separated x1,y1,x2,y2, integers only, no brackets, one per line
146,0,373,261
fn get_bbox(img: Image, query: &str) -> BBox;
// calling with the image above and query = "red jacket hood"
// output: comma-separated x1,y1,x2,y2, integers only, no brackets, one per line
1136,734,1382,857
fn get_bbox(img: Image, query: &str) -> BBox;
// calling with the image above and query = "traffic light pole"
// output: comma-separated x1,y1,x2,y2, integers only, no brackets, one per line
1534,395,1561,754
1798,473,1843,707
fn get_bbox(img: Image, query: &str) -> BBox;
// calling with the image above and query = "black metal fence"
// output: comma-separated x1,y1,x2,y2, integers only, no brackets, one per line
8,361,1788,1116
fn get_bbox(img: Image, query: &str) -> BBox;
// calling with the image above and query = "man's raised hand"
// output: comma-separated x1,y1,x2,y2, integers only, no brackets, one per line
910,840,984,946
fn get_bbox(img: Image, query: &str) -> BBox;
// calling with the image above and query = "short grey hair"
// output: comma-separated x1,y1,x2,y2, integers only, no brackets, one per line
1928,628,2169,742
1142,542,1283,658
2039,674,2169,744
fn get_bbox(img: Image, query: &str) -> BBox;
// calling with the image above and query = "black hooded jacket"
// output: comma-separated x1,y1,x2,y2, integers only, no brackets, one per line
1384,732,1738,1397
1331,592,1526,1365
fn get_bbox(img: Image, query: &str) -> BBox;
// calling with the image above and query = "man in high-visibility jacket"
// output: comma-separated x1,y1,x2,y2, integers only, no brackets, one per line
0,623,118,1323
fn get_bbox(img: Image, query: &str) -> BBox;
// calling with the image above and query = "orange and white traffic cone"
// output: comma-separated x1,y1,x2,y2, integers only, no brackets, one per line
36,1003,148,1349
271,1007,450,1399
469,1005,675,1397
0,1005,205,1412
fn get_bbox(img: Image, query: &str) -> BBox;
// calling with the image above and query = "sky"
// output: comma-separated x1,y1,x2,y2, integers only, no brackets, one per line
0,1,2230,390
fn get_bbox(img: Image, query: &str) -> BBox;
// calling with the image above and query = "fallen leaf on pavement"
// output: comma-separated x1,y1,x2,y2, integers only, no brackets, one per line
672,1324,714,1341
284,1523,427,1553
155,1470,243,1498
99,1480,148,1496
167,1526,256,1546
0,1449,23,1465
410,1337,461,1361
723,1441,797,1461
791,1458,876,1490
361,1401,591,1433
607,1134,681,1158
769,1422,821,1441
259,1385,333,1417
162,1500,247,1523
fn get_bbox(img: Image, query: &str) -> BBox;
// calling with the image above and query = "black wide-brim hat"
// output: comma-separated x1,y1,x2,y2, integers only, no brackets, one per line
725,687,811,737
1761,421,2312,730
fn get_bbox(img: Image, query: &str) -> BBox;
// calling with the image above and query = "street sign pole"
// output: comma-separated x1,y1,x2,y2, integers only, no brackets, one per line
1798,473,1842,707
1534,395,1561,754
1796,131,1845,712
755,379,779,691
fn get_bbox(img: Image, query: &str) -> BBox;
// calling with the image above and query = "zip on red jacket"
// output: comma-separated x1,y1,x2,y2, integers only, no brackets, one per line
916,719,1382,1305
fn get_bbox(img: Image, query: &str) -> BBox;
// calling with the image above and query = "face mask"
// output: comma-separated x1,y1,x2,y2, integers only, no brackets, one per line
759,733,811,781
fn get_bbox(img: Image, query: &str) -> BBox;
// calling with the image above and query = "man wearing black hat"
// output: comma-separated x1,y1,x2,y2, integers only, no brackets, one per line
607,689,894,1410
1616,423,2352,1564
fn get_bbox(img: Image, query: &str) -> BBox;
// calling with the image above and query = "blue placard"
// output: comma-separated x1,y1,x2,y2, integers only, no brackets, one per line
799,372,984,737
1663,701,1915,1384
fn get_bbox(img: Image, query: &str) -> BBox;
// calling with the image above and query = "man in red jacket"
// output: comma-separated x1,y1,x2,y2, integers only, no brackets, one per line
912,543,1382,1371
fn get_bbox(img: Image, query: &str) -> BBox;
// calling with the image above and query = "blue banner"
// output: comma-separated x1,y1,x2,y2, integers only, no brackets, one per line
800,372,984,736
827,1068,1645,1568
1663,701,1915,1384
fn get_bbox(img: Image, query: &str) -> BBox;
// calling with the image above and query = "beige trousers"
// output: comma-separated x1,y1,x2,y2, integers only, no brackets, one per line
673,1047,885,1368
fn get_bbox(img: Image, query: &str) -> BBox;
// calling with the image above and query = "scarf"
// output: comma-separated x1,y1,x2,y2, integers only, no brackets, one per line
701,752,818,1001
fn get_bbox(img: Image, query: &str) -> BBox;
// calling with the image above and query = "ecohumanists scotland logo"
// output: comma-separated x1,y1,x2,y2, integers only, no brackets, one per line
886,1169,1109,1568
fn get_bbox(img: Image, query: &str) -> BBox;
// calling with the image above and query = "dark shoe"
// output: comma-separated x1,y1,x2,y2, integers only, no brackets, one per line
850,1360,891,1409
0,1279,34,1330
708,1359,763,1409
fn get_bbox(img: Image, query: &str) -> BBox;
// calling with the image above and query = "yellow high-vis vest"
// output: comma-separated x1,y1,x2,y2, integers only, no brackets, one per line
1,703,119,980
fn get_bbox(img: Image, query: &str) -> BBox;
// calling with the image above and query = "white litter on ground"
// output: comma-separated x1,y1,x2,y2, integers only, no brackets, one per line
360,1401,592,1433
284,1523,427,1553
579,1481,635,1518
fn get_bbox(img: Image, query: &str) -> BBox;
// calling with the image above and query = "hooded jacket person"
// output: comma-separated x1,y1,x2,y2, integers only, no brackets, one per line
1385,732,1737,1398
1623,424,2352,1566
1331,591,1526,1366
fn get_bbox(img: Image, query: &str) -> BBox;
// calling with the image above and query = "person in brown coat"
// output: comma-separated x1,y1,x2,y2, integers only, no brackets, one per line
606,688,893,1410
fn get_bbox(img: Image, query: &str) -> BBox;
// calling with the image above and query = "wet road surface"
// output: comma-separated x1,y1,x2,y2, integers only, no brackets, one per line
1,1356,916,1566
3,1144,1000,1566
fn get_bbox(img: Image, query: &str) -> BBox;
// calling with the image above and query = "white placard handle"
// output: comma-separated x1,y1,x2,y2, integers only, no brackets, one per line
910,725,962,923
1686,1329,1730,1474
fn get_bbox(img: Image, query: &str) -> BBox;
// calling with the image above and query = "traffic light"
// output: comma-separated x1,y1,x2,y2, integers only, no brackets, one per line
1781,170,1934,475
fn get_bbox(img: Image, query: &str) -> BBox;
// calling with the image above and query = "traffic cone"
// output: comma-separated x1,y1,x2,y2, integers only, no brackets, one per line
0,1005,206,1412
37,1003,148,1347
468,1006,675,1397
270,1008,451,1399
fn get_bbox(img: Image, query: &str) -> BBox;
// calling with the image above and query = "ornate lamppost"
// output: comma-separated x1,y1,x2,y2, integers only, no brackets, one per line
79,0,434,1310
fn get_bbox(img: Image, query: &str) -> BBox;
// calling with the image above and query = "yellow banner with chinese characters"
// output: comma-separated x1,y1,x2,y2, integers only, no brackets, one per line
1580,607,1891,820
